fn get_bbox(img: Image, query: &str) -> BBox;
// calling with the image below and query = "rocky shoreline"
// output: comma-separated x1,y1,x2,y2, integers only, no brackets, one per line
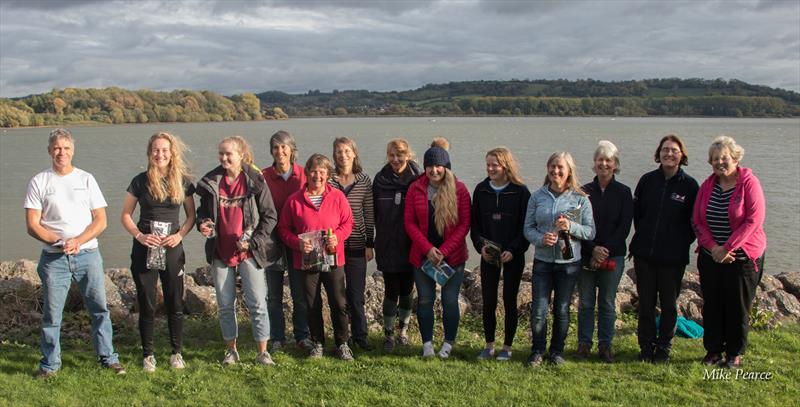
1,259,798,341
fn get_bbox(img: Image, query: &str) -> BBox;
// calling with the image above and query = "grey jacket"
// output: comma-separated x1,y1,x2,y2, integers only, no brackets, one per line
524,185,595,264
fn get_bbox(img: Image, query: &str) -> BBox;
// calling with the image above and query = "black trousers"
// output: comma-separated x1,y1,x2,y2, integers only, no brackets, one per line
698,251,761,357
633,257,685,352
383,270,415,315
298,267,350,346
130,240,185,357
344,253,368,341
480,255,525,346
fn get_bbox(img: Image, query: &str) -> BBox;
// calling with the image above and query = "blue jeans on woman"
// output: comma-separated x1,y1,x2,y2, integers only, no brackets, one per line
577,256,625,348
414,264,465,343
211,258,270,342
530,260,580,356
37,248,120,372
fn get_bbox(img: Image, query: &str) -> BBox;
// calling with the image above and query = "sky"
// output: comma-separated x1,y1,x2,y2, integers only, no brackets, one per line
1,0,799,98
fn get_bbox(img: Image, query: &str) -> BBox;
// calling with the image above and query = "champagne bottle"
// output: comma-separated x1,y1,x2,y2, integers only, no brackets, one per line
325,228,337,267
557,215,574,260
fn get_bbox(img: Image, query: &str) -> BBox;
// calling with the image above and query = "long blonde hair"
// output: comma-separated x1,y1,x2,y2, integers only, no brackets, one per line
146,131,190,204
486,147,524,185
431,168,459,235
220,135,256,169
543,151,586,195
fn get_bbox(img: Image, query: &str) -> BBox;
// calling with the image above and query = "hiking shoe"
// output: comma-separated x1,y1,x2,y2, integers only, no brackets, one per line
395,333,410,347
525,352,544,367
256,351,276,366
336,344,354,361
297,338,316,351
496,349,512,361
477,348,495,360
725,355,742,369
383,335,395,353
35,368,56,380
598,345,614,364
575,343,591,360
438,342,453,359
269,341,284,354
108,363,127,375
222,349,240,365
352,337,374,351
638,348,653,363
143,355,156,373
701,352,724,366
549,353,566,366
308,343,324,359
652,347,670,364
422,342,435,358
170,353,186,369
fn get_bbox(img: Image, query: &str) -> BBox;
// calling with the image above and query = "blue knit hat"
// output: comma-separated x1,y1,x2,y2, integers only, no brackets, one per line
423,146,450,169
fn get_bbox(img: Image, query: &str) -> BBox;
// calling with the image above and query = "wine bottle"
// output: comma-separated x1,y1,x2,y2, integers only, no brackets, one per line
557,215,574,260
325,228,337,267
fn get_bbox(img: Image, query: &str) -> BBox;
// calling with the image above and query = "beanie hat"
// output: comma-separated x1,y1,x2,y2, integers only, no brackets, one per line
423,146,450,169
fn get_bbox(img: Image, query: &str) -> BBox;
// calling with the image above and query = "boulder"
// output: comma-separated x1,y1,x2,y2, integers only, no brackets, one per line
105,268,137,311
681,270,701,294
765,289,800,321
758,274,784,292
775,272,800,300
521,262,533,282
625,267,637,285
184,277,217,316
615,291,637,314
192,265,214,286
677,290,704,324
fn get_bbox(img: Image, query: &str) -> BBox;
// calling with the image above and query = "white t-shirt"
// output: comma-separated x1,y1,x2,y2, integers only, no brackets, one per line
23,167,107,252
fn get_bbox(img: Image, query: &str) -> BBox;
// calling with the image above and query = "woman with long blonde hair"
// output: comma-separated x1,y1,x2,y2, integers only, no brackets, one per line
471,147,531,361
523,151,595,367
121,131,196,372
404,146,471,359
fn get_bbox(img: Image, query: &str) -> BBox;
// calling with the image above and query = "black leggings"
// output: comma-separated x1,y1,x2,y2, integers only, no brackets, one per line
481,255,525,346
383,271,414,315
130,240,185,357
298,267,350,347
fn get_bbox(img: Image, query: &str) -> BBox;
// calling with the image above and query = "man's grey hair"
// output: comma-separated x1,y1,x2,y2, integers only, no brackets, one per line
48,128,74,149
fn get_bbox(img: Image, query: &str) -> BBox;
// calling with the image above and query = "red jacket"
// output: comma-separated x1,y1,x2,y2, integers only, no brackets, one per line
692,166,767,264
278,183,353,267
262,163,306,214
404,174,471,268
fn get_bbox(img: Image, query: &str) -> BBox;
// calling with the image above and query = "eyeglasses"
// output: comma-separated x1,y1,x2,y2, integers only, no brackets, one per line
660,147,682,155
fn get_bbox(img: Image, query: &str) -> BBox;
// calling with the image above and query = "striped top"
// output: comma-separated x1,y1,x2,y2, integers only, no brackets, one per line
703,182,747,260
330,172,375,252
308,194,323,210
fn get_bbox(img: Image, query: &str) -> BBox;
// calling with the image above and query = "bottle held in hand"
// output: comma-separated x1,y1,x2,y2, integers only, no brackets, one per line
557,214,574,260
325,228,337,267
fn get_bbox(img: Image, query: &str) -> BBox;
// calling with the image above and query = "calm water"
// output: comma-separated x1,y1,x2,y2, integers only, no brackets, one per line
1,117,798,274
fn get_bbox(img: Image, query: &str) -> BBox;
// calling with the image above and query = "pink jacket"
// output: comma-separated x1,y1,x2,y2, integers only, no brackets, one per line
692,166,767,264
404,174,471,268
277,183,354,267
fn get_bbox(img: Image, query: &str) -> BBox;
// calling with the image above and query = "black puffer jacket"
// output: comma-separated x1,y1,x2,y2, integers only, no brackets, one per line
470,178,531,258
195,165,279,268
372,161,422,273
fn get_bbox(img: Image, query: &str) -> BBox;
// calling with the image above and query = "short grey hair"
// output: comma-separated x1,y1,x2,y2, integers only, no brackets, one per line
593,140,621,174
708,135,745,164
270,130,298,164
48,128,74,149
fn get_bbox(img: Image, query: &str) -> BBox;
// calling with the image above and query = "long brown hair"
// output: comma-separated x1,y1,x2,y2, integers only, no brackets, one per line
486,147,524,185
332,137,363,174
146,131,190,204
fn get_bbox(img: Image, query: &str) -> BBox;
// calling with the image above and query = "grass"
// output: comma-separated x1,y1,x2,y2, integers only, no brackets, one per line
1,313,798,406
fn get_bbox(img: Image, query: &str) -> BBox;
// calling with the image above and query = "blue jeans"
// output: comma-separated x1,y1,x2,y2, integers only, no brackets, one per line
37,249,119,372
266,255,309,343
211,258,270,342
530,260,579,355
414,264,465,343
577,256,625,347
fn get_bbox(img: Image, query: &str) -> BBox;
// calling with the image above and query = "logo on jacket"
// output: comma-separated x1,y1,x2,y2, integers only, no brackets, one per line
670,193,686,203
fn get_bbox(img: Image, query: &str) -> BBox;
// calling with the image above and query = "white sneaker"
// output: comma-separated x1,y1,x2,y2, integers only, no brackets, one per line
256,351,276,366
143,355,156,373
422,341,435,358
222,348,240,365
438,342,453,359
170,353,186,369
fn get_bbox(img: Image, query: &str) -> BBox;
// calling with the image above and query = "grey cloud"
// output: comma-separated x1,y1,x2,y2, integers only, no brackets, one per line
0,0,106,10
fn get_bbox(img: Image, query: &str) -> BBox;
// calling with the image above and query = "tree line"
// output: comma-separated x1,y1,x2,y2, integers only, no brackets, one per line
0,87,288,128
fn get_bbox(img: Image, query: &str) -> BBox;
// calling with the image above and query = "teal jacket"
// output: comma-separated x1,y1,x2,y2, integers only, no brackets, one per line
524,185,595,263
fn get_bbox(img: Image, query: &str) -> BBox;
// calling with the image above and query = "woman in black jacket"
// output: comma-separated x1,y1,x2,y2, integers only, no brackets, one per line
471,147,531,361
630,134,698,364
576,140,633,363
373,138,422,352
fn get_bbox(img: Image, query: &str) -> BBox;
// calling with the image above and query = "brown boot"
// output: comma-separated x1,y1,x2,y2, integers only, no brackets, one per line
598,344,614,363
575,343,591,360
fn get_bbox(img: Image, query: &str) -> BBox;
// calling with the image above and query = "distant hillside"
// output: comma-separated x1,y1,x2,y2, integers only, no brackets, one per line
257,78,800,117
0,87,288,128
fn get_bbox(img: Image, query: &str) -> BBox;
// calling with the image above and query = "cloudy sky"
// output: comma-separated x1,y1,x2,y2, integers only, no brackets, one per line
1,0,798,98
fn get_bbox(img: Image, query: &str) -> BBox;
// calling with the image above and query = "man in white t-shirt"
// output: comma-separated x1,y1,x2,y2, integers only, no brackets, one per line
23,128,126,378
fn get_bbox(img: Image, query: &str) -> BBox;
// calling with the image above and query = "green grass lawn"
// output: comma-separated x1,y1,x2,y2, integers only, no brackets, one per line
1,314,797,406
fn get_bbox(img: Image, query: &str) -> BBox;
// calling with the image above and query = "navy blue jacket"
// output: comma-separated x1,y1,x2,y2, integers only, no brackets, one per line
581,176,633,261
470,178,531,258
629,167,699,266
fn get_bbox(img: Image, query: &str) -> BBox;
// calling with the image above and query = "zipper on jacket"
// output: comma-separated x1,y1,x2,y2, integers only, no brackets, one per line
649,178,668,258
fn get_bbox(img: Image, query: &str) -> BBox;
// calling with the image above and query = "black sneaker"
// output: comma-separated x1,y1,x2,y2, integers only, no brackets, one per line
525,352,544,367
652,347,670,364
701,352,724,366
549,353,566,366
638,346,654,363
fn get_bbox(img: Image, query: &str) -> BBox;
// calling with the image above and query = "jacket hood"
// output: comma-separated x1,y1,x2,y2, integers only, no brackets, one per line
374,161,421,190
701,166,754,186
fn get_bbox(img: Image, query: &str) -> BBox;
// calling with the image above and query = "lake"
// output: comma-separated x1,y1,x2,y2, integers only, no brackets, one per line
1,117,798,274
